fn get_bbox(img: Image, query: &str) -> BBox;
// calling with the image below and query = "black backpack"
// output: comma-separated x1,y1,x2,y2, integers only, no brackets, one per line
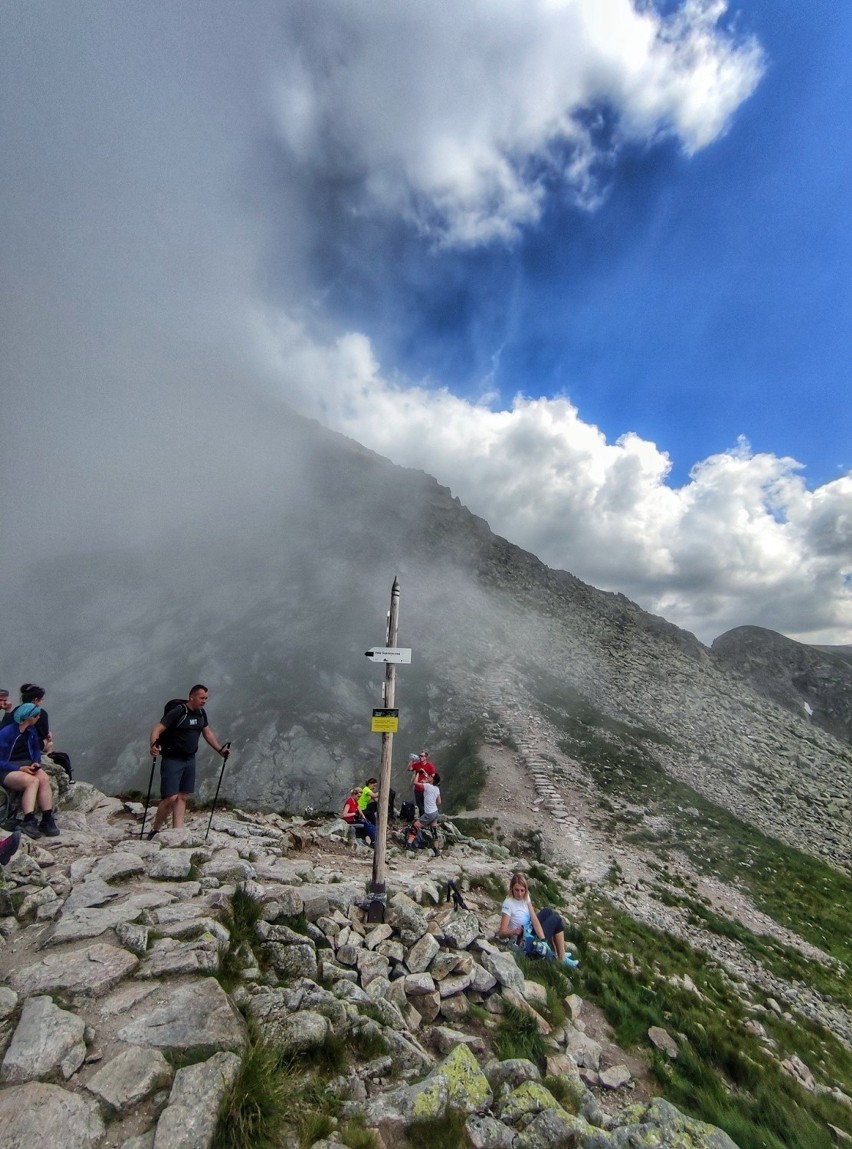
47,750,73,781
399,800,416,823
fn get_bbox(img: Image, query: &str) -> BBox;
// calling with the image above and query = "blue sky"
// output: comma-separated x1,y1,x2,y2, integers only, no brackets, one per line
285,0,850,489
1,0,850,644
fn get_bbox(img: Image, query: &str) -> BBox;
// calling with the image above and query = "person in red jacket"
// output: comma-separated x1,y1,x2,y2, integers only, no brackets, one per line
342,786,375,843
409,750,436,815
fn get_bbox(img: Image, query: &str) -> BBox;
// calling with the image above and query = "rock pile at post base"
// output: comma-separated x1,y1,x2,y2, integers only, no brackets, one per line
0,783,744,1148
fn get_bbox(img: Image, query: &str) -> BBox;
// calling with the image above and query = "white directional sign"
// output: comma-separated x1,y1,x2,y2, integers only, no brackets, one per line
364,647,412,664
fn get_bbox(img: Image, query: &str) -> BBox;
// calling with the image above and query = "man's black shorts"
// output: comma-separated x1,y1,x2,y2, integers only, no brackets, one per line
160,755,196,798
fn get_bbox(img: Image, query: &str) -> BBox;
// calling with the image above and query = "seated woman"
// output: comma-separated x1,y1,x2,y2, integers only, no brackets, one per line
0,704,59,839
342,786,375,843
498,871,578,968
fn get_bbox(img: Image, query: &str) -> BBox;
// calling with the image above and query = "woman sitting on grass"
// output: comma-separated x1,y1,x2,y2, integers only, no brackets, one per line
498,871,578,968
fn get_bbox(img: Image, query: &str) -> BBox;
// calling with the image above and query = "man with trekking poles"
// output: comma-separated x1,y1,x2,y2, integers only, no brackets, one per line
142,684,230,839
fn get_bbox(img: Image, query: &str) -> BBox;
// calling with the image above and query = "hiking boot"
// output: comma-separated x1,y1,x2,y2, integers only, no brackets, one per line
39,811,60,837
20,815,42,840
146,827,160,841
562,954,580,969
0,831,21,865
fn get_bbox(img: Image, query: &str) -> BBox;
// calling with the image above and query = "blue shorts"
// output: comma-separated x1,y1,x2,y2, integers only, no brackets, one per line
160,756,196,798
537,907,564,942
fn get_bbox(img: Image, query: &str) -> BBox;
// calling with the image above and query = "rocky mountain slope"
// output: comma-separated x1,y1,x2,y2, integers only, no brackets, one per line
1,768,850,1149
712,626,852,746
4,406,848,878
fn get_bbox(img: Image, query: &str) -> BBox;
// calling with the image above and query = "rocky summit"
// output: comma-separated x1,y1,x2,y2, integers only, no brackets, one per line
1,766,850,1149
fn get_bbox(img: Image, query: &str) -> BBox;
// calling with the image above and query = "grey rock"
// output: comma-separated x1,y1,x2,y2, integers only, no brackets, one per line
429,951,463,981
264,1008,330,1052
404,971,436,996
0,987,18,1021
407,931,441,973
469,963,498,993
265,941,318,981
63,876,122,913
1,995,86,1083
442,909,482,950
84,1047,173,1114
480,950,525,993
115,921,151,956
149,849,196,880
7,943,139,999
199,852,255,883
603,1097,740,1148
599,1064,631,1090
565,1026,602,1070
438,971,474,998
117,977,247,1055
90,852,147,882
138,936,221,978
153,1051,241,1149
514,1106,591,1148
0,1082,105,1148
388,894,429,947
648,1025,679,1060
356,947,390,986
485,1058,541,1092
466,1115,516,1149
45,891,173,946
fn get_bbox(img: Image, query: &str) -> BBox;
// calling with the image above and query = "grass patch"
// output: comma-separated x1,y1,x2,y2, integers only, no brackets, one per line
538,688,852,970
664,893,850,1007
569,897,852,1149
466,872,506,901
216,885,264,992
493,1002,548,1068
347,1020,389,1061
339,1114,377,1149
405,1108,468,1149
526,862,564,908
213,1026,344,1149
515,953,574,1027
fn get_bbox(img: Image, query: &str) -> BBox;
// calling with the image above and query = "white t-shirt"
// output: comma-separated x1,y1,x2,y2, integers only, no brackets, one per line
422,782,440,816
500,896,532,934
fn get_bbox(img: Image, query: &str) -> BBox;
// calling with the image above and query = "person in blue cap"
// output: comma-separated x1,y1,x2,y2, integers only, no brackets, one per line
0,703,60,838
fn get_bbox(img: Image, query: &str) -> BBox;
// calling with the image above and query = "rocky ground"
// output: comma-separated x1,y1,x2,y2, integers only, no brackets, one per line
0,741,850,1149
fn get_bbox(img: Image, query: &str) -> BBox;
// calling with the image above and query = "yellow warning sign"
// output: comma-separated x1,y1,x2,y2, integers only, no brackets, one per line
371,707,399,734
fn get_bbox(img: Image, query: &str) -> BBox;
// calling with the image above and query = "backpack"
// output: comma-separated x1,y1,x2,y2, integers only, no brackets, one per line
522,926,553,960
46,750,73,781
399,800,416,823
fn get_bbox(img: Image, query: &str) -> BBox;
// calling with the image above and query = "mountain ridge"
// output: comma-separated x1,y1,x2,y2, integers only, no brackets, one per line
2,407,849,872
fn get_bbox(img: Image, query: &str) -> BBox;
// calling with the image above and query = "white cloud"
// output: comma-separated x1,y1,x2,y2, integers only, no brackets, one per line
255,313,852,645
273,0,764,244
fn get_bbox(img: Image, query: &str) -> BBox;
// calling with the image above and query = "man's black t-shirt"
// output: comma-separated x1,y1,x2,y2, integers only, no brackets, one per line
158,705,208,760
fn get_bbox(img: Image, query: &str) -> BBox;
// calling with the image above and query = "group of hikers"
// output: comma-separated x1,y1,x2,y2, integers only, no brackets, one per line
0,683,60,865
341,749,442,853
1,680,580,969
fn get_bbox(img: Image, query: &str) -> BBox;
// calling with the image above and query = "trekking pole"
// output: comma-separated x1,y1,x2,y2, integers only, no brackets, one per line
205,742,231,842
140,749,158,840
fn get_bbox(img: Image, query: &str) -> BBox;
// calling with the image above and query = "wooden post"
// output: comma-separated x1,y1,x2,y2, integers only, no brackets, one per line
367,576,400,921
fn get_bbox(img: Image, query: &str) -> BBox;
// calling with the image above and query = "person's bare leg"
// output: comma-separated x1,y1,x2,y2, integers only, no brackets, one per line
151,795,177,832
4,773,38,815
172,794,188,828
36,774,54,813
